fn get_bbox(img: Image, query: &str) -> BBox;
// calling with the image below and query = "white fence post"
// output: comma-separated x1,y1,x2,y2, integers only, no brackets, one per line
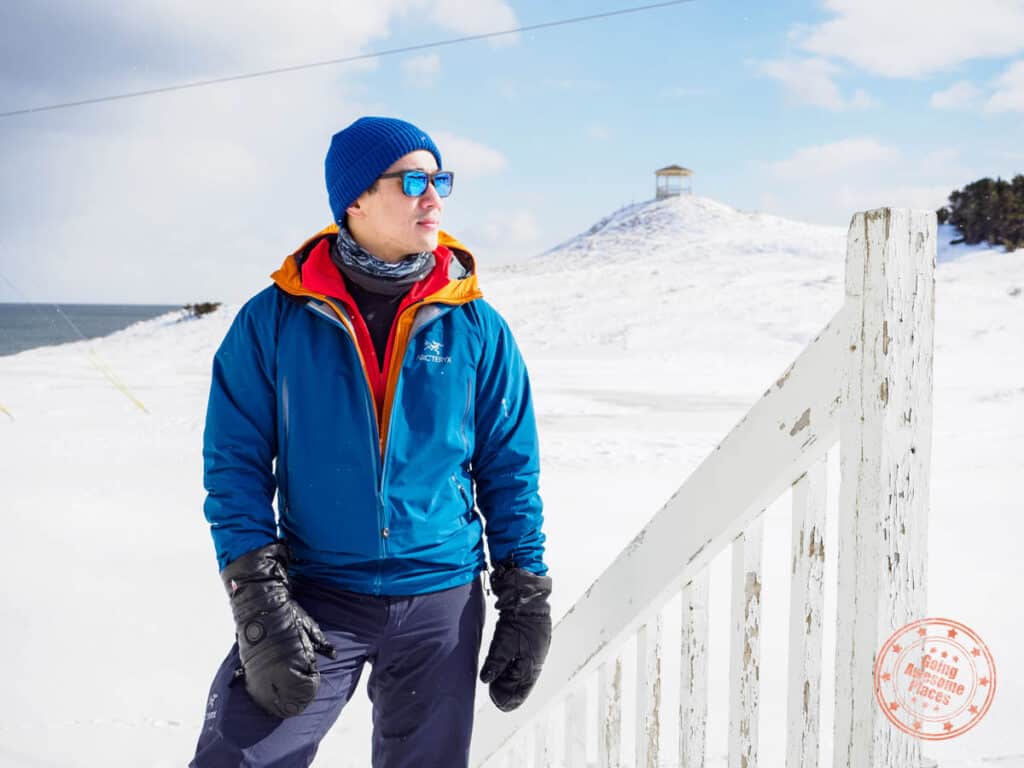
636,616,663,768
729,517,764,768
680,572,709,768
566,687,587,766
598,656,623,768
834,208,935,768
787,459,827,768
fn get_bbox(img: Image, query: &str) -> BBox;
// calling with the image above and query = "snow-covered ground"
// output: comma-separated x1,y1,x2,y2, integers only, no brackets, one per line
1,196,1021,767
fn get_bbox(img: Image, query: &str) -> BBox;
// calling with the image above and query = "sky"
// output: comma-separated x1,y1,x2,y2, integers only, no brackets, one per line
1,0,1023,304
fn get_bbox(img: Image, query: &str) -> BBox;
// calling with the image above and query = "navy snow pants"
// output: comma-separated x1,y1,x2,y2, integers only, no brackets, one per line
190,576,486,768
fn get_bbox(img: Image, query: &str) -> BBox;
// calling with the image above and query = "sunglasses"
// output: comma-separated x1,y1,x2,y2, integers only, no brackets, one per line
377,170,454,198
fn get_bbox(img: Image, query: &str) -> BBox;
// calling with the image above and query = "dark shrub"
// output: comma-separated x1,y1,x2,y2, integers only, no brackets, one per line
937,175,1024,251
183,302,222,318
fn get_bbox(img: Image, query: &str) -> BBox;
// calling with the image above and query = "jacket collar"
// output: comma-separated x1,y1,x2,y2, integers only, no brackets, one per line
271,224,482,306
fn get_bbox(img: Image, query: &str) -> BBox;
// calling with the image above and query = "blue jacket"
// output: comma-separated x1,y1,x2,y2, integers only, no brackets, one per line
203,228,546,595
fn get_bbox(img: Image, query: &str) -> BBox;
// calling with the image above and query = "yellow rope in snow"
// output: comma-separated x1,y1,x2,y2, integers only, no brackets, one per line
87,349,150,414
0,250,151,415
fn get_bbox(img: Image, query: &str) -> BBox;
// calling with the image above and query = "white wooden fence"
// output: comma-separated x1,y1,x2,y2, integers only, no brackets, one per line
471,207,936,768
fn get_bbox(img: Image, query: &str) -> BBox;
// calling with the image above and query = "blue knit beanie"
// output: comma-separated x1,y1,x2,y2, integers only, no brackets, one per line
325,117,442,223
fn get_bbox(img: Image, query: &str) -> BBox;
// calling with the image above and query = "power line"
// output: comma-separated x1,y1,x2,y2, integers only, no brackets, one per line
0,0,695,119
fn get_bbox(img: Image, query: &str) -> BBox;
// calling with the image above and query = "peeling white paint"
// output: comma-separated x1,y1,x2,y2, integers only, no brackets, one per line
730,519,763,768
637,616,663,768
599,656,623,768
834,208,934,768
680,573,709,768
787,458,827,768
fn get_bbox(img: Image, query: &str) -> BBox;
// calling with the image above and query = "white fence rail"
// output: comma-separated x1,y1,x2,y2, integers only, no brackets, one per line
471,208,936,768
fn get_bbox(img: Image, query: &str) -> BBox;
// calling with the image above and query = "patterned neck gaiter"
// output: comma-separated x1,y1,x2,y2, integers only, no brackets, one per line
332,223,433,282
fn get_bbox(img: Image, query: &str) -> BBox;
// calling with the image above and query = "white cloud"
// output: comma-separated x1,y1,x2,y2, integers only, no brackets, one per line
986,59,1024,112
481,210,542,245
756,58,876,110
0,0,525,303
758,179,959,229
931,81,981,110
113,2,405,74
1,0,519,104
928,63,1024,114
757,139,980,228
424,0,520,46
444,208,543,266
401,53,441,85
848,88,878,109
465,210,542,265
768,138,899,179
833,184,953,214
797,0,1024,78
586,123,611,141
432,131,507,177
150,0,521,65
0,70,369,304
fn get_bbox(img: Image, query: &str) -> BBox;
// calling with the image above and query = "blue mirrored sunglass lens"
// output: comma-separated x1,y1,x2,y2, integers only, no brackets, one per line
402,172,429,196
433,173,453,197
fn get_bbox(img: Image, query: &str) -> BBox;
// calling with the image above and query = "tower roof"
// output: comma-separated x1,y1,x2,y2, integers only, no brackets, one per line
655,164,694,176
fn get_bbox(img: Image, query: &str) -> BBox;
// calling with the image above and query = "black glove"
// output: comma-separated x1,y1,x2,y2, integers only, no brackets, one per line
479,561,553,712
221,542,336,718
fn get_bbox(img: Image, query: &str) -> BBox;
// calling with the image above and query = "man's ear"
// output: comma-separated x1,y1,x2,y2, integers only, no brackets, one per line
346,199,363,220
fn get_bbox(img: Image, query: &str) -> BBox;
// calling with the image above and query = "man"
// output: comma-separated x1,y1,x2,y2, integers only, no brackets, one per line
191,117,552,767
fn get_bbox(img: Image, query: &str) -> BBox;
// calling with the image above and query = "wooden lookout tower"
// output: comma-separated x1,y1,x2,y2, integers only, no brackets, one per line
655,164,694,199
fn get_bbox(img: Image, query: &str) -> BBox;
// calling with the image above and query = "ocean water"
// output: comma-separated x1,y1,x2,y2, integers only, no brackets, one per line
0,303,181,357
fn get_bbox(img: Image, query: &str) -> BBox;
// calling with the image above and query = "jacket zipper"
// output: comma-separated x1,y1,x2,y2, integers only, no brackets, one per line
376,301,424,541
304,300,387,593
378,299,457,516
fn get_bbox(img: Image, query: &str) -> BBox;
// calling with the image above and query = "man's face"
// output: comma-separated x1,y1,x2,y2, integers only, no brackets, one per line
346,150,444,263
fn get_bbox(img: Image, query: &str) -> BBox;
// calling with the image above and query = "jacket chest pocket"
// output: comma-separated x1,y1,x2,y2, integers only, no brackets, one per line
398,357,476,455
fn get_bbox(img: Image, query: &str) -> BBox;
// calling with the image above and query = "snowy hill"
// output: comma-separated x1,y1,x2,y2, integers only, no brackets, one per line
542,195,839,262
488,196,846,387
1,196,1022,767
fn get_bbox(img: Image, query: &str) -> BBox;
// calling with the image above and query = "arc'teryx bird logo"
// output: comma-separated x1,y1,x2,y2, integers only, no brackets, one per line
417,338,452,364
